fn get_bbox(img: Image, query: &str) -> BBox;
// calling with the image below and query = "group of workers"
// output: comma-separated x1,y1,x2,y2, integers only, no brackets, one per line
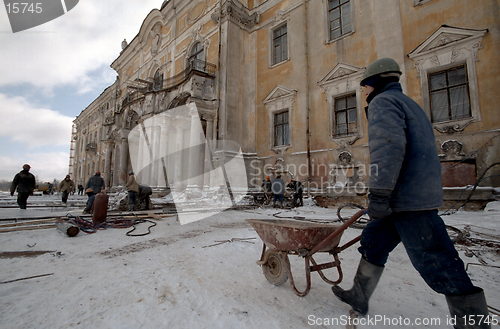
9,167,149,214
261,175,303,208
8,57,490,327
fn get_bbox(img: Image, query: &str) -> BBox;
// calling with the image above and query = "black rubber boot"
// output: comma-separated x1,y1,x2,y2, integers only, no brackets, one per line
446,287,491,329
332,257,384,316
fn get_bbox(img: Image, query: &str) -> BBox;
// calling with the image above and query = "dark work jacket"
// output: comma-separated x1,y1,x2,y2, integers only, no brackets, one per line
367,82,443,219
86,175,105,194
10,169,36,194
271,178,286,195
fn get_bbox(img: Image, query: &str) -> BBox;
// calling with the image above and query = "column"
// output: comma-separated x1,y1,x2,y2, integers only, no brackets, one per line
104,143,113,188
203,118,214,189
173,120,184,189
113,142,120,187
119,137,129,186
186,108,203,197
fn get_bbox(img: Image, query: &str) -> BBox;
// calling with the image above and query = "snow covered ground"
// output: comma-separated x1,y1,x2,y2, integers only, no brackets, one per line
0,196,499,329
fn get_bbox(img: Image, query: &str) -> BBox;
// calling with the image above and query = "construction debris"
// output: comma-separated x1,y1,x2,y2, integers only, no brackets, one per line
202,237,256,248
0,273,54,284
55,221,80,237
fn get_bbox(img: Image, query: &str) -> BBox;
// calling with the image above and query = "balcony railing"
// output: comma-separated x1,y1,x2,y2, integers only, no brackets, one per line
85,142,97,153
122,59,216,107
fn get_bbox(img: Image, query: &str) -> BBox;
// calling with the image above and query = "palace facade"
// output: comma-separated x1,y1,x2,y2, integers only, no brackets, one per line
70,0,500,197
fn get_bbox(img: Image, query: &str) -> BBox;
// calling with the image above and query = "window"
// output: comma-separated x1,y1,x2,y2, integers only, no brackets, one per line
188,42,204,70
274,110,289,147
429,65,470,123
334,94,357,136
272,24,288,65
264,85,296,151
408,26,486,133
153,69,163,91
328,0,352,40
319,63,364,143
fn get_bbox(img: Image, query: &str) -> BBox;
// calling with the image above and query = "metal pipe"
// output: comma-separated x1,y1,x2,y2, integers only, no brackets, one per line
303,0,312,198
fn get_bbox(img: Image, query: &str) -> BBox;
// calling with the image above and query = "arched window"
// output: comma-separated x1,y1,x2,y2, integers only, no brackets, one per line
188,42,204,70
153,69,163,91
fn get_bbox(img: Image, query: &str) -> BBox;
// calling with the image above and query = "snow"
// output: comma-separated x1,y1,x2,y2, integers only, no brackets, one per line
0,196,499,329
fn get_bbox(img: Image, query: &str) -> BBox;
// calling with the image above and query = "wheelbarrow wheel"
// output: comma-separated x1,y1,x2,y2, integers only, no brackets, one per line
262,251,288,286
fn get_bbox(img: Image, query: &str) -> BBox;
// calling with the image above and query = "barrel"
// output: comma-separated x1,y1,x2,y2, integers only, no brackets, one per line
91,193,109,226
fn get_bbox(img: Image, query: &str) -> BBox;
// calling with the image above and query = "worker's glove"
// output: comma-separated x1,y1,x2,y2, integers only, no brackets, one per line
367,188,392,221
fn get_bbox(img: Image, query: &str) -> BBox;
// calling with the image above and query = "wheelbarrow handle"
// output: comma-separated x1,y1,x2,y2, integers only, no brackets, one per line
307,209,366,257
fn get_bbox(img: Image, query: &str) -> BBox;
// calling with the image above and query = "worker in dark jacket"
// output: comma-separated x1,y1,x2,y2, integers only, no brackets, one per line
83,172,105,214
85,171,105,194
287,179,303,207
331,58,490,327
271,175,285,208
10,164,36,209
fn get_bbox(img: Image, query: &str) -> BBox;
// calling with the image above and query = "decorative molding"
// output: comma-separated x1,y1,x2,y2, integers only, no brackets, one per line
434,120,473,134
439,139,468,161
263,85,297,104
441,140,464,155
413,0,435,6
408,26,487,128
212,0,259,30
187,1,206,25
408,25,487,67
150,22,163,57
338,151,353,165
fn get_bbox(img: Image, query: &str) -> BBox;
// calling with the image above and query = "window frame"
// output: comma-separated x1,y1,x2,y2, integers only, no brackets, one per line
428,64,471,123
273,110,290,147
153,69,163,91
333,93,358,137
324,0,355,44
268,19,290,68
188,42,204,70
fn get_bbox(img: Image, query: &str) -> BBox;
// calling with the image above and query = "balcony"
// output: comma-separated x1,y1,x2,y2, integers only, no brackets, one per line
122,59,216,107
85,142,97,153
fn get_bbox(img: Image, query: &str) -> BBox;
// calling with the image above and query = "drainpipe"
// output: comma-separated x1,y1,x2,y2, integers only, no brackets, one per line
215,0,223,144
303,0,311,198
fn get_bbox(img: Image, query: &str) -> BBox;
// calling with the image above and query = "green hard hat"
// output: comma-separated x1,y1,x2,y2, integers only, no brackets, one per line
360,57,402,86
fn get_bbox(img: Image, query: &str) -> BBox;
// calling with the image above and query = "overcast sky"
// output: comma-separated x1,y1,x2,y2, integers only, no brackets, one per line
0,1,161,183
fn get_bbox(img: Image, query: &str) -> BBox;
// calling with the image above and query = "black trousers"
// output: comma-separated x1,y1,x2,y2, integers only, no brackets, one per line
62,191,69,203
17,192,30,209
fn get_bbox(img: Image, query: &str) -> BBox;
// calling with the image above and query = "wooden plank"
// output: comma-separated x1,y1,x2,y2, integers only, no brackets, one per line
0,224,56,233
0,218,59,228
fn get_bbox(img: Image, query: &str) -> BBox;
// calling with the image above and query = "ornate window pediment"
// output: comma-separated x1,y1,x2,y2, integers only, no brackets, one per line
263,85,296,104
263,85,297,153
408,25,487,134
319,63,364,145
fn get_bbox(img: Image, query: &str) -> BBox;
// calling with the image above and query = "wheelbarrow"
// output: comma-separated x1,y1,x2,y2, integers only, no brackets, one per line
246,209,365,297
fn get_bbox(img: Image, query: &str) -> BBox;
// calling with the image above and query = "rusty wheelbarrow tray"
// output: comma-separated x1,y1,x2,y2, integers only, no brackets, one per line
246,209,365,297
